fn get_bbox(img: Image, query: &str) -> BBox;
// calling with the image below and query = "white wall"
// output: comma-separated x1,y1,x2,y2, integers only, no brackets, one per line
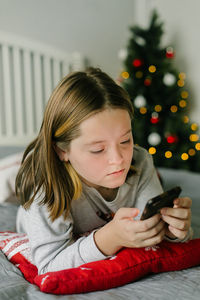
0,0,200,126
139,0,200,127
0,0,135,78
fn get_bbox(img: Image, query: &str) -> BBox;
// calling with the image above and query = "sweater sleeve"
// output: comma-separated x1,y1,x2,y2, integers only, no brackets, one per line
16,201,107,274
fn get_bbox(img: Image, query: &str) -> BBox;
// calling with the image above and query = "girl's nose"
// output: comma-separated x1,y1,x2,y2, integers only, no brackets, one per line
108,146,123,164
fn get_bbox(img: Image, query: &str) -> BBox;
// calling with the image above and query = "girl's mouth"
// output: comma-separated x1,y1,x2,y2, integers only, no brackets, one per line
108,169,125,176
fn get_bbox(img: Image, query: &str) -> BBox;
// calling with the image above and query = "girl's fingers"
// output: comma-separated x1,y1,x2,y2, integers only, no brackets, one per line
173,197,192,208
168,225,188,240
133,219,165,240
122,213,161,234
161,207,191,219
133,213,161,233
139,226,166,248
161,214,190,231
115,207,140,219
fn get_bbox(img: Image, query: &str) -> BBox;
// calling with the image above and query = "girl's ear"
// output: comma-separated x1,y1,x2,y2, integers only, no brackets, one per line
54,144,69,162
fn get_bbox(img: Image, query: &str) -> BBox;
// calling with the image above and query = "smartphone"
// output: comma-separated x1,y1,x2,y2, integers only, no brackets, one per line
140,186,182,220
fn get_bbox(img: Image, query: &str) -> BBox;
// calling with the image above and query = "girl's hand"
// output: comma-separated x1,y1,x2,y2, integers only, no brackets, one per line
160,197,192,240
111,207,166,248
94,207,166,256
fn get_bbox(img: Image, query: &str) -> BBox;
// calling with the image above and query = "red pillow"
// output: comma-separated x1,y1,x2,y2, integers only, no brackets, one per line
1,231,200,295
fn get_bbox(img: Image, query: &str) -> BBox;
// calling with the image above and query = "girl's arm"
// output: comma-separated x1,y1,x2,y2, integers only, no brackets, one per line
16,202,108,274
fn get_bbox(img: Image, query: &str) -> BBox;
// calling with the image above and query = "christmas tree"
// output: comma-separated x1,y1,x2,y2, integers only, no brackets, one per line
119,10,200,172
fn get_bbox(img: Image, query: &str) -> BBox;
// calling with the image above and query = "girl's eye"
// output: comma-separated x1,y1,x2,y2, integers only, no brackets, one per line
121,139,131,144
90,149,104,154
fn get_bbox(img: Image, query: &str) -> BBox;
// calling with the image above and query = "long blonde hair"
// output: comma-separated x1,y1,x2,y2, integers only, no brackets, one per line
16,67,134,221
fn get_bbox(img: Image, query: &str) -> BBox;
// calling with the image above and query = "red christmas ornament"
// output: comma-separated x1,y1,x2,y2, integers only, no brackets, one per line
133,58,143,67
166,47,175,59
166,135,178,144
144,78,151,86
150,117,159,124
166,52,174,59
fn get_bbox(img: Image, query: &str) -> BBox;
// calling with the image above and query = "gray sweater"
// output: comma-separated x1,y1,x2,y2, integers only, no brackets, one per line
17,146,164,274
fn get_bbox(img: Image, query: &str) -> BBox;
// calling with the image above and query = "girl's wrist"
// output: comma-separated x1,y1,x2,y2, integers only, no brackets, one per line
94,221,122,256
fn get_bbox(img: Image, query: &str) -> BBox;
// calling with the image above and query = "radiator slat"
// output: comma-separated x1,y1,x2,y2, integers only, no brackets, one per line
13,47,24,136
2,45,13,137
53,59,61,89
43,56,52,105
23,50,35,136
62,58,71,76
34,53,44,133
0,45,5,135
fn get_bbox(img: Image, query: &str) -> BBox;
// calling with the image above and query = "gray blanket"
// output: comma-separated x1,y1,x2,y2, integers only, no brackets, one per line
0,167,200,300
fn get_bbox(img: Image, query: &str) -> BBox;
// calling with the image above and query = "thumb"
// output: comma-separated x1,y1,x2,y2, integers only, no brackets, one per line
116,207,140,219
131,208,140,218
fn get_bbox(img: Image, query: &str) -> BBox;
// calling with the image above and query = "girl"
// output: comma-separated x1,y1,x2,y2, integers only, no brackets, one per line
16,67,192,274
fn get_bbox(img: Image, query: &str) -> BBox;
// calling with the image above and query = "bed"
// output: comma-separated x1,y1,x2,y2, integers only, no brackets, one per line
0,32,200,300
0,164,200,300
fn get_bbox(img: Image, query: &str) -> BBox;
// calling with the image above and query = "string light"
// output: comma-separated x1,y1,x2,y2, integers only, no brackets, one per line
179,72,186,80
144,78,151,86
149,65,156,73
195,143,200,150
165,151,172,158
183,115,189,123
140,107,147,114
188,149,196,156
181,153,189,160
135,71,143,78
177,79,185,87
179,100,187,108
181,91,189,99
170,105,178,113
155,105,162,112
121,71,129,79
191,123,198,131
149,147,156,155
189,134,199,142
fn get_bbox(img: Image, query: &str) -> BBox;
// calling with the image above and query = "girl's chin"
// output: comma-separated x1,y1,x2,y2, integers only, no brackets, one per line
81,172,128,189
82,179,125,190
104,178,127,189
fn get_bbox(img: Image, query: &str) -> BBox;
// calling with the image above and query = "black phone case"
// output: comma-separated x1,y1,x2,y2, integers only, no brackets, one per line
140,186,182,220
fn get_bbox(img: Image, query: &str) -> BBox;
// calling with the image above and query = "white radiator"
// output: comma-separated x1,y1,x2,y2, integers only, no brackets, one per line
0,31,85,146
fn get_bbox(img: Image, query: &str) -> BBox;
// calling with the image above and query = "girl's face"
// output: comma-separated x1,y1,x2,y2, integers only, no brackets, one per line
63,108,134,190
